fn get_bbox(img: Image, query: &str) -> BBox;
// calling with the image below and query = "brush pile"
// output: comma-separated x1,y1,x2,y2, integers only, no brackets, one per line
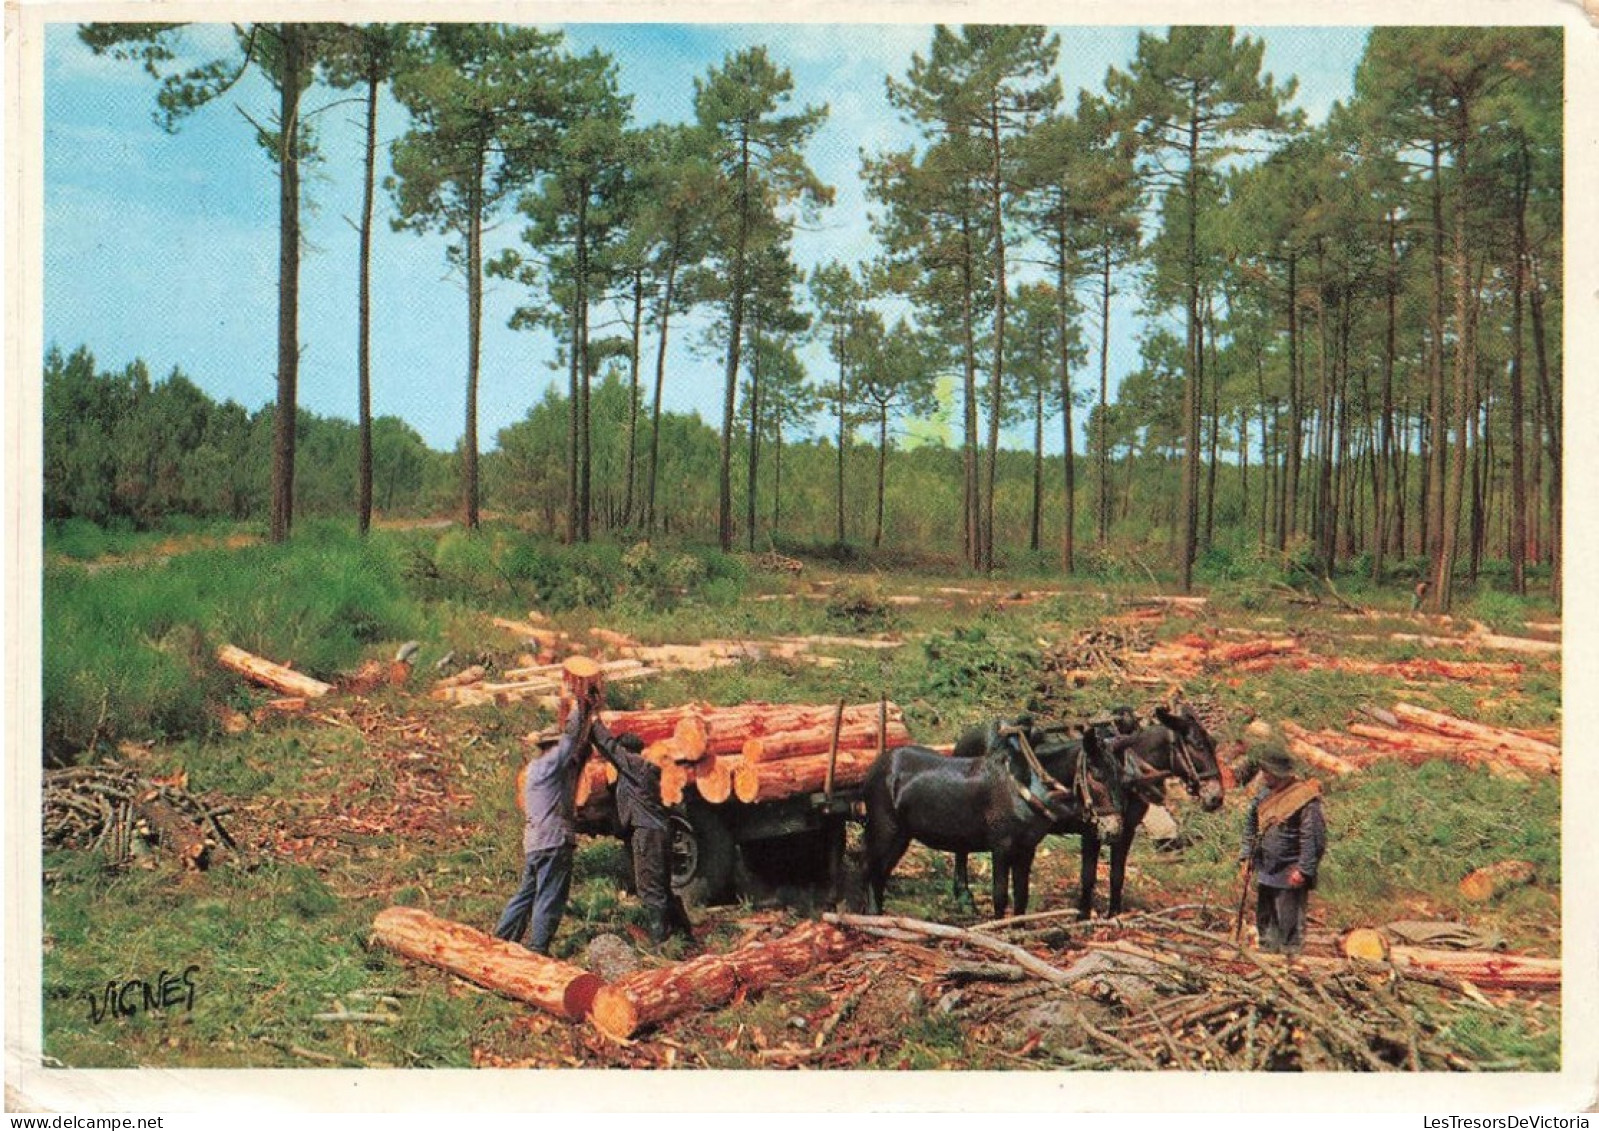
44,764,236,870
827,906,1543,1071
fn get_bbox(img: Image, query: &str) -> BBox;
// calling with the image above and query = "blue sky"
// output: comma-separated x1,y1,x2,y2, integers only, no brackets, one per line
41,22,1370,454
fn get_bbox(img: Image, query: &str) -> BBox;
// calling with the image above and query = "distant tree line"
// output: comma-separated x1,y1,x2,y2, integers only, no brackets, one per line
71,23,1561,609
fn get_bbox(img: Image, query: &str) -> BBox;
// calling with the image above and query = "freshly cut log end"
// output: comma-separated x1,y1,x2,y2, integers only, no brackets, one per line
371,906,603,1021
695,759,734,805
732,761,761,804
659,762,690,807
563,973,604,1019
1342,928,1390,963
1459,860,1537,902
673,716,710,759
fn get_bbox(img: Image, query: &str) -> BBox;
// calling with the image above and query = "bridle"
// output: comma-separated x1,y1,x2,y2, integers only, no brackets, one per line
1167,722,1222,799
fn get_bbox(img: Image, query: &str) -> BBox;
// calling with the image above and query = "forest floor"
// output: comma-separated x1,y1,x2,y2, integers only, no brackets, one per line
36,560,1564,1084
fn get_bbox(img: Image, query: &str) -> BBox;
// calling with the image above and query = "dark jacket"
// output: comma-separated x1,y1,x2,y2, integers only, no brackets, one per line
520,704,594,854
591,719,670,833
1241,784,1327,889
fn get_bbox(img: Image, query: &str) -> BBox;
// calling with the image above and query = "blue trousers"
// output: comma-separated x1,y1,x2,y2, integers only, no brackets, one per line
494,845,574,955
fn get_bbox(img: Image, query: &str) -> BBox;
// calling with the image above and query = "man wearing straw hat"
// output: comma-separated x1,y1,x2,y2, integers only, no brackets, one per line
492,657,606,956
1237,740,1327,956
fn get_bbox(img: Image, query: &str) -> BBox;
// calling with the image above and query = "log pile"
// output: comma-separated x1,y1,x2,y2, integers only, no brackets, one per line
1261,703,1559,779
827,907,1554,1071
44,764,236,870
561,700,911,816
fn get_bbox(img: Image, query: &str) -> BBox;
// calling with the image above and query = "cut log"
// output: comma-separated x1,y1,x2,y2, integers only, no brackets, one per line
371,906,603,1020
1459,860,1537,902
589,920,851,1039
673,716,710,760
742,719,913,764
217,644,333,699
432,665,488,690
1391,703,1560,772
1213,637,1300,664
571,701,905,752
746,747,884,803
732,760,761,804
1388,945,1558,991
570,759,613,812
659,762,690,807
1279,721,1358,777
694,757,734,805
1342,928,1391,963
1389,631,1560,657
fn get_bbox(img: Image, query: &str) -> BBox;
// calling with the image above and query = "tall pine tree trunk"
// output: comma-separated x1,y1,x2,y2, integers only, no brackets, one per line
719,134,752,552
464,152,484,533
270,23,305,544
624,271,643,529
1030,385,1043,554
1508,142,1529,595
1433,121,1474,614
983,105,1008,574
1426,140,1448,570
962,216,981,569
1179,100,1201,591
1529,255,1559,604
1096,249,1112,547
746,324,762,552
875,406,889,549
356,70,379,536
645,249,678,536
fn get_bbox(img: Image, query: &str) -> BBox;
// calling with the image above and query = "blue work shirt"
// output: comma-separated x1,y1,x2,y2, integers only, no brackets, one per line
1241,784,1327,890
521,707,594,854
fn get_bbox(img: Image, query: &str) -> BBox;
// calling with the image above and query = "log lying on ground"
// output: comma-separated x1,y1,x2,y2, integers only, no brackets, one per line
742,719,912,764
371,906,604,1020
1391,703,1560,773
589,920,851,1039
1342,724,1538,778
1389,631,1560,657
433,665,488,690
1279,721,1358,777
1458,860,1537,902
1387,945,1559,991
1212,637,1300,663
217,644,334,699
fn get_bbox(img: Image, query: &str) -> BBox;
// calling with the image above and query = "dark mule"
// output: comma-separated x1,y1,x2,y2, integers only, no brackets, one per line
1078,703,1224,918
861,727,1123,918
947,714,1136,913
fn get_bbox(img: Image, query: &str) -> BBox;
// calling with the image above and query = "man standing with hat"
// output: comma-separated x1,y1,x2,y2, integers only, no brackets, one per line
493,657,606,956
1237,739,1327,955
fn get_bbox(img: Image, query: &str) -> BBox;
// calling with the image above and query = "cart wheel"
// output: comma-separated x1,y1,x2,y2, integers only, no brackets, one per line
668,800,736,907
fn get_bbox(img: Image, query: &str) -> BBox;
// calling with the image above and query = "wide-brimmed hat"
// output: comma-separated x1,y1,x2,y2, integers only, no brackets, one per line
1248,739,1296,778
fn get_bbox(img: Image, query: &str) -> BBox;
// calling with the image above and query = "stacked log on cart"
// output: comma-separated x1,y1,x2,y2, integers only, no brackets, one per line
566,700,912,817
